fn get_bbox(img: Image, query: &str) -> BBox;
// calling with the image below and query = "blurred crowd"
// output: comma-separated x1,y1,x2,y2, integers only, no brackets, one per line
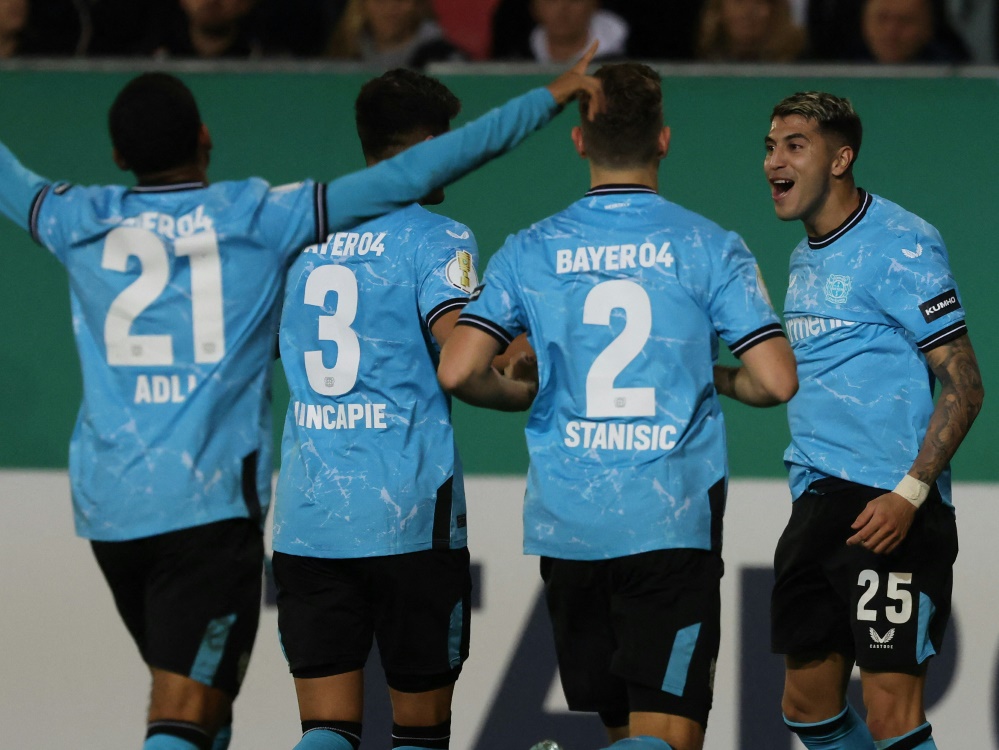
0,0,995,65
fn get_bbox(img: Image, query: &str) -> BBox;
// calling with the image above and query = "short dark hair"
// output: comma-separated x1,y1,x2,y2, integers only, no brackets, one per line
771,91,863,163
108,73,202,176
354,69,461,162
578,63,663,169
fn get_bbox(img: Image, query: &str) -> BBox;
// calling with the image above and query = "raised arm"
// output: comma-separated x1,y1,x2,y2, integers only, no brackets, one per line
323,44,604,231
0,140,50,234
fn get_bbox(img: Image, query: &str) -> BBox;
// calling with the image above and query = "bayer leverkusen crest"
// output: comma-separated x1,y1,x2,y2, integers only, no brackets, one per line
824,274,852,305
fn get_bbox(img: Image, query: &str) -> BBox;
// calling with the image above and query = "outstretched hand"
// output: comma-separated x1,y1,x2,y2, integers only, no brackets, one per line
504,351,538,388
545,41,605,121
846,491,917,555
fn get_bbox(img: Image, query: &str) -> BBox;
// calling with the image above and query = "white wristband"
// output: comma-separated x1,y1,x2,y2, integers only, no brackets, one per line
894,474,930,509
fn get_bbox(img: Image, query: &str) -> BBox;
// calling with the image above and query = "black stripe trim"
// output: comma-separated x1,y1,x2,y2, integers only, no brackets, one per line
146,721,212,750
456,314,514,347
708,477,726,554
426,298,468,329
917,321,967,352
130,181,207,193
432,476,454,550
314,182,328,244
585,183,657,196
28,183,52,245
729,323,786,357
785,709,849,737
808,189,872,249
241,451,262,524
884,725,933,750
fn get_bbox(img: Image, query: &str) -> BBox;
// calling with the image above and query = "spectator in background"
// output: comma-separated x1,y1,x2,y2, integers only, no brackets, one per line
697,0,806,62
806,0,970,62
860,0,969,62
0,0,29,57
0,0,85,56
491,0,627,63
492,0,703,61
136,0,274,58
326,0,464,69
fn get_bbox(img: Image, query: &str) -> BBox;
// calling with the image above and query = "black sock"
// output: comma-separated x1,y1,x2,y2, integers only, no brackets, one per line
300,720,362,750
391,718,451,749
146,720,213,750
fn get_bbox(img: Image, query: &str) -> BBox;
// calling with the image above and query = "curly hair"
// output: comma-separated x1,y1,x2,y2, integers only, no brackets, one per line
355,68,461,161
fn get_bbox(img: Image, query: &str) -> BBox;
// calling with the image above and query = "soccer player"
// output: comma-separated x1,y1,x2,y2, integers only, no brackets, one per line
272,68,483,750
438,63,797,750
0,57,602,750
762,91,984,750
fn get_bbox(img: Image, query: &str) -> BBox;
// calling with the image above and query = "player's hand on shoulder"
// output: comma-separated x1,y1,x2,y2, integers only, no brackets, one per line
846,491,917,555
546,41,605,120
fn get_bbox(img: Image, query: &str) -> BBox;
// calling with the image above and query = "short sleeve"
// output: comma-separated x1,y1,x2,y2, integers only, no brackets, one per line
456,235,526,349
416,220,480,331
872,230,967,352
708,232,784,356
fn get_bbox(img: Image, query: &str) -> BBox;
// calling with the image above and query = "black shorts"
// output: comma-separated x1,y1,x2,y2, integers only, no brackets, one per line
273,547,472,692
771,479,957,674
540,548,722,728
91,517,264,697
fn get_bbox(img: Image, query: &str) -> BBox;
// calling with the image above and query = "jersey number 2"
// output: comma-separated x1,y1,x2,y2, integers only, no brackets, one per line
583,280,656,417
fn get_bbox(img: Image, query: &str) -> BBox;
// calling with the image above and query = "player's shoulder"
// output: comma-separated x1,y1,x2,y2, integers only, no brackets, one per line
407,204,476,245
866,192,944,245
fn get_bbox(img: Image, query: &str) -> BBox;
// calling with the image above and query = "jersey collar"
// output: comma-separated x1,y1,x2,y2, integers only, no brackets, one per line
808,188,872,249
585,183,658,197
130,181,209,194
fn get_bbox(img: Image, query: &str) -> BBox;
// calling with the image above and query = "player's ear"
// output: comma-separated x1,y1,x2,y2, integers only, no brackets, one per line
831,144,854,177
112,147,129,172
571,126,587,158
658,126,671,159
198,123,213,153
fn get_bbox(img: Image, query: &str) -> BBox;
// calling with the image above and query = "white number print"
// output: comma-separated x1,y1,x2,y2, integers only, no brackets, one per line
856,569,913,624
102,227,226,366
303,265,361,396
583,280,655,418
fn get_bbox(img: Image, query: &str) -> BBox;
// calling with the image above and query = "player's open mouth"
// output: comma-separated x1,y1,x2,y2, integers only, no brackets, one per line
771,179,794,200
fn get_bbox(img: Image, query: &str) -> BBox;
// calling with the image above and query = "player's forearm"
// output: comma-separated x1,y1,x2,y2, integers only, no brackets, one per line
324,88,557,231
715,336,798,406
0,139,49,233
715,365,778,406
908,336,984,486
441,365,536,412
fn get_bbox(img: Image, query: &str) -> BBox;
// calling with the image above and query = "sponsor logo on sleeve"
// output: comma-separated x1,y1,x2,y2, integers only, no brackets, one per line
446,250,479,293
53,182,72,195
470,284,485,302
919,288,961,323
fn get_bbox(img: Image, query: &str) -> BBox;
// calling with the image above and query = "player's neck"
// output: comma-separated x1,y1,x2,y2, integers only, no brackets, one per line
134,164,208,187
588,163,659,192
803,181,861,238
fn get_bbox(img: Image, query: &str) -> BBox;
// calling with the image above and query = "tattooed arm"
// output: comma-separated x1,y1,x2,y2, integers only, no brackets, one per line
848,334,985,554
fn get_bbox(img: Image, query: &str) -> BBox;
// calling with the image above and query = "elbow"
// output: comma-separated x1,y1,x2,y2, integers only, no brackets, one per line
771,373,799,404
437,359,471,396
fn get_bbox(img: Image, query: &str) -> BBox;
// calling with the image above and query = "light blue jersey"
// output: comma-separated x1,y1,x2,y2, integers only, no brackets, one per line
275,205,477,558
0,86,561,542
459,186,783,560
783,190,967,505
